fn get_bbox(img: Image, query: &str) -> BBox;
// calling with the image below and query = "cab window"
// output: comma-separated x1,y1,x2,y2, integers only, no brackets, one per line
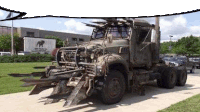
108,27,131,38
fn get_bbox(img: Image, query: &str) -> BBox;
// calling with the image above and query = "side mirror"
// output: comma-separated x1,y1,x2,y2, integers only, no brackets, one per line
107,34,113,43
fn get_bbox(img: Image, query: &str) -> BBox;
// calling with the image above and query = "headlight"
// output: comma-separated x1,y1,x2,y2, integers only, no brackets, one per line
91,53,95,59
95,65,102,75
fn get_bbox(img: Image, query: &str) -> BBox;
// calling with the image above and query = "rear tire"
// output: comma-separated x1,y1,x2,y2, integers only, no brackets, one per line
157,67,177,89
99,70,125,104
176,68,187,86
157,66,165,88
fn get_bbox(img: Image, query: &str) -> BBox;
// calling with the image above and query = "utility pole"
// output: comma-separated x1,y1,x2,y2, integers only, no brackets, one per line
169,35,173,50
11,12,14,55
155,17,160,62
6,12,14,55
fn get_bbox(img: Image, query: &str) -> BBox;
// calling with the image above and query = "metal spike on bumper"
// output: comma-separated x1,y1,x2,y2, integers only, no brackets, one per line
29,84,54,95
44,92,71,99
44,80,67,104
8,72,45,77
28,76,53,95
21,78,56,82
63,81,86,107
21,82,51,87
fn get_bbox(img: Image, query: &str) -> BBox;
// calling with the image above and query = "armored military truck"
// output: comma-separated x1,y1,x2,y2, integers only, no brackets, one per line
19,17,187,107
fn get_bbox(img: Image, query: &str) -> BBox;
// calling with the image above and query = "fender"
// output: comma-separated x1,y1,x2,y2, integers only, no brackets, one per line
97,54,129,75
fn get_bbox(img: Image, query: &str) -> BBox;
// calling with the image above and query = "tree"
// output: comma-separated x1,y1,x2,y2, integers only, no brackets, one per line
160,41,175,54
0,33,21,52
172,44,187,55
160,42,170,54
160,35,200,55
45,35,64,48
173,35,200,55
0,34,10,50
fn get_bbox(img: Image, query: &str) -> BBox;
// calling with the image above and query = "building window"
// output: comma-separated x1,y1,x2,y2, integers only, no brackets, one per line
79,38,84,42
26,32,35,37
72,38,77,41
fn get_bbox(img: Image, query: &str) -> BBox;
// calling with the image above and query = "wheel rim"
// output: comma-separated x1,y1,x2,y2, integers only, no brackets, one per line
108,78,121,98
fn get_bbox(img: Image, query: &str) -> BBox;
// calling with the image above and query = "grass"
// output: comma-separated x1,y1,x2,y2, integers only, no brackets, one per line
0,62,51,95
158,94,200,112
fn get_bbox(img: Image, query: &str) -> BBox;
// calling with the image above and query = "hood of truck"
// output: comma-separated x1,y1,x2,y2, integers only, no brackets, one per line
78,39,129,50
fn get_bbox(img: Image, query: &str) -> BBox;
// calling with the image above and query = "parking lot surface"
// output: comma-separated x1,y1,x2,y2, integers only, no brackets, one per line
0,70,200,112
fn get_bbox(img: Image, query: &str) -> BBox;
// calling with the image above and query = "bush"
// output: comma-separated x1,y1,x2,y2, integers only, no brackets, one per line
0,54,54,63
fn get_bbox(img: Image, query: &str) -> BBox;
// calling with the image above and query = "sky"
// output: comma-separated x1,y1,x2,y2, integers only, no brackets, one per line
0,10,200,42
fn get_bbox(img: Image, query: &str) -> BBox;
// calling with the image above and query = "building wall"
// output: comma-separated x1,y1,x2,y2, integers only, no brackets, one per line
0,26,91,48
18,27,91,45
39,30,90,45
19,27,40,37
0,26,17,35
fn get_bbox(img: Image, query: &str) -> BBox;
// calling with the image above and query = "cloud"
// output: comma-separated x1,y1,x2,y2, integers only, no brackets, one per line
160,15,189,40
37,27,44,30
61,17,200,40
58,29,76,34
0,10,4,17
143,15,200,42
189,26,200,36
64,19,93,35
57,21,61,24
0,11,5,25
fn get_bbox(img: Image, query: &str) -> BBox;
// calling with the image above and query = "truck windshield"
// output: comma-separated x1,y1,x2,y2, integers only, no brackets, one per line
91,29,105,39
107,26,131,38
91,26,131,39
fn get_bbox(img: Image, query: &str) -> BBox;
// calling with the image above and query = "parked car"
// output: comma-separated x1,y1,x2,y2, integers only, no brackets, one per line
176,56,195,73
0,52,11,56
162,57,182,66
162,56,195,73
162,57,173,65
17,51,31,55
189,58,200,69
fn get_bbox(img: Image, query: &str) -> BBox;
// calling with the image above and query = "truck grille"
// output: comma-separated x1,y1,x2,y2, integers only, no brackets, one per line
58,47,96,75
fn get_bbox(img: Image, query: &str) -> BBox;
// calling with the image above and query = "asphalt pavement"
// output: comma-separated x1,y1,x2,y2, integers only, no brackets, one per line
0,69,200,112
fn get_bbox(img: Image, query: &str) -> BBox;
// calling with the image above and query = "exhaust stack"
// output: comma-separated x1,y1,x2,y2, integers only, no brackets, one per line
155,17,160,61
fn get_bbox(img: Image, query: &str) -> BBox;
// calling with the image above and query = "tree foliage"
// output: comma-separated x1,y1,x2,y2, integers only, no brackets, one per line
160,35,200,55
160,41,175,54
0,33,21,51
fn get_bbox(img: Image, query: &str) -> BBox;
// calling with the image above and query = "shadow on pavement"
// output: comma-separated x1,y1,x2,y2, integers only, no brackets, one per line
58,81,198,112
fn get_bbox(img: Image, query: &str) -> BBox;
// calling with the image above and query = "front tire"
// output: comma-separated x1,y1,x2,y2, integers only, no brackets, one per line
99,70,125,104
